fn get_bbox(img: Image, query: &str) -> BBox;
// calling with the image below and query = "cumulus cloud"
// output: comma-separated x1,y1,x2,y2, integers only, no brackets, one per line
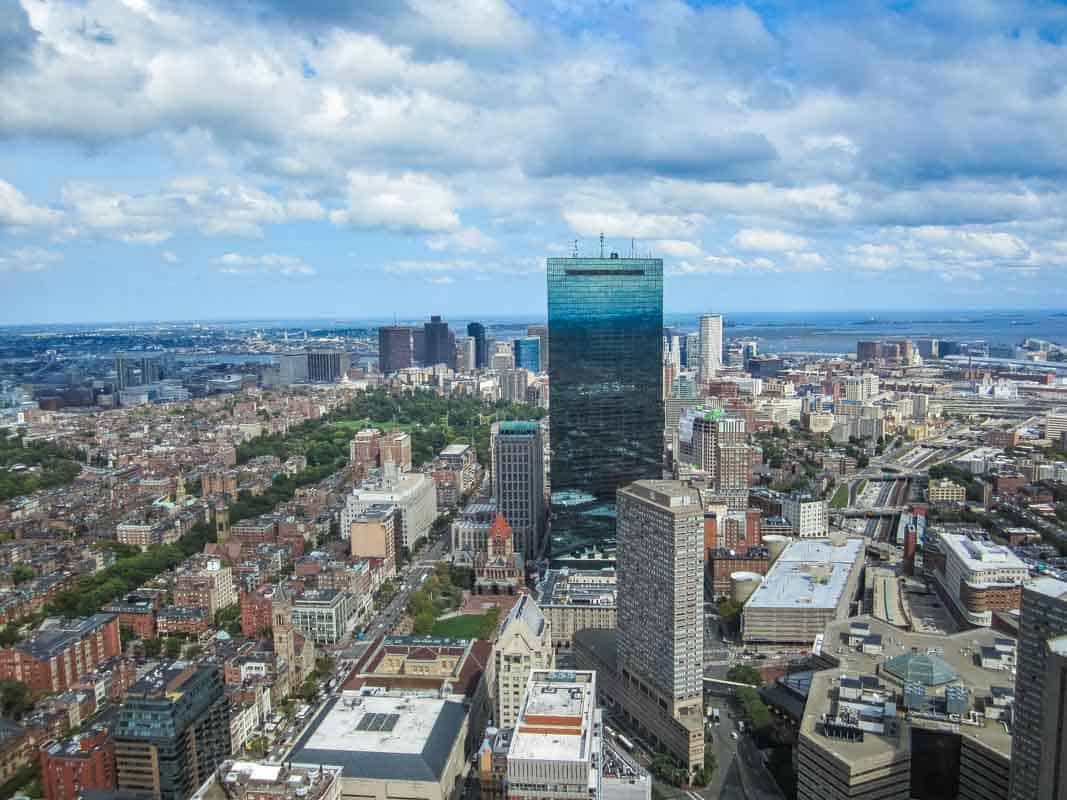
329,171,460,233
732,228,809,252
0,179,61,229
426,227,496,253
5,0,1067,305
0,246,62,272
215,252,315,275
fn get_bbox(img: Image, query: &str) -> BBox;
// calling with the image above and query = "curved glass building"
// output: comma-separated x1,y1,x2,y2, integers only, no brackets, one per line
547,255,663,563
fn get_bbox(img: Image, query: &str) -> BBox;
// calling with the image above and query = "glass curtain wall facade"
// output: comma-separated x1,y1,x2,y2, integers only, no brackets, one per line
514,336,542,372
468,322,488,369
547,256,663,563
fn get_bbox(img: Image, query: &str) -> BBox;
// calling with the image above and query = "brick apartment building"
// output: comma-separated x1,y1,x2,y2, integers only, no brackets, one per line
0,615,121,696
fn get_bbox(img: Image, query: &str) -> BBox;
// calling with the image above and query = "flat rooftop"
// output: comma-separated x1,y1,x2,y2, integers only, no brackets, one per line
745,538,863,611
292,692,466,782
816,615,1015,755
509,671,596,764
940,533,1026,571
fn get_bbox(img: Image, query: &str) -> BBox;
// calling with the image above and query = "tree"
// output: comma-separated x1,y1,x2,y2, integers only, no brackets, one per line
0,681,32,719
727,665,762,686
164,637,182,659
10,566,34,585
414,610,436,635
736,686,772,731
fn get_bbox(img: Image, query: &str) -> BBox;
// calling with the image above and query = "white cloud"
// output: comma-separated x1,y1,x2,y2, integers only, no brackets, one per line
426,226,496,253
215,252,315,275
654,239,702,257
0,247,63,272
563,208,705,239
330,171,460,232
0,180,62,229
732,228,809,252
847,243,898,271
162,250,179,263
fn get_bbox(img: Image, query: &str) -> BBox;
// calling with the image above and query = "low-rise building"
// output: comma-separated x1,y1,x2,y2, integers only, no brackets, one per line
742,537,864,645
291,691,468,800
507,670,598,800
928,479,967,504
781,493,829,538
929,531,1027,627
0,614,122,696
39,727,117,800
189,760,342,800
291,590,354,645
535,568,617,650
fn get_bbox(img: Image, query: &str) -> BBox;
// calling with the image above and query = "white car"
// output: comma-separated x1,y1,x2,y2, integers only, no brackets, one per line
730,732,739,740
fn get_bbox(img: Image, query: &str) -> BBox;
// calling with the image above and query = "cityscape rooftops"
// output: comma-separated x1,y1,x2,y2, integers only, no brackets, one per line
744,538,863,611
508,670,596,764
291,691,467,782
18,613,116,660
940,533,1026,570
497,421,539,435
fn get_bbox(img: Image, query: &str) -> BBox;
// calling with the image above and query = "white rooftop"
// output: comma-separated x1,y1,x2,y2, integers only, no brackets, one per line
744,538,863,611
509,671,596,764
1028,576,1067,601
942,534,1026,570
303,692,444,756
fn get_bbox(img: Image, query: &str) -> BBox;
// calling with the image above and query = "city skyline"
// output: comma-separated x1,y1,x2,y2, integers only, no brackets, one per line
4,1,1067,322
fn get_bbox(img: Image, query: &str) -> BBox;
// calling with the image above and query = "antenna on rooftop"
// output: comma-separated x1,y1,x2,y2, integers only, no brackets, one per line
599,232,605,258
572,239,579,258
631,239,635,258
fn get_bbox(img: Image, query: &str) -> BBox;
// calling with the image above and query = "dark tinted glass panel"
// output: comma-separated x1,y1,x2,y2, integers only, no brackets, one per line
547,257,663,563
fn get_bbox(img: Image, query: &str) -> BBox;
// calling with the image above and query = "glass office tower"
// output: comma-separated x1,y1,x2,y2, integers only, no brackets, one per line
514,336,542,372
547,255,663,563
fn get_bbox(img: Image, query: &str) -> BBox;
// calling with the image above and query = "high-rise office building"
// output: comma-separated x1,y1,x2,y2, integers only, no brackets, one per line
455,336,476,372
1010,577,1067,800
526,324,548,372
278,352,308,385
412,328,427,363
114,663,230,800
500,368,529,404
513,336,541,373
613,480,705,770
493,594,553,729
378,326,413,374
547,255,663,562
114,356,134,390
307,350,349,382
491,421,545,560
468,322,488,369
140,355,163,384
424,315,455,368
698,314,723,383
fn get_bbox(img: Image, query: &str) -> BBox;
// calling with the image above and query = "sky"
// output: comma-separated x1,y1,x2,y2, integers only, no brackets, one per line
3,0,1067,324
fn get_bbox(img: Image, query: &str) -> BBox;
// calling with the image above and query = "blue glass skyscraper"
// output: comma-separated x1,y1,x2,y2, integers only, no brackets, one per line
467,322,488,369
513,336,541,372
547,255,663,563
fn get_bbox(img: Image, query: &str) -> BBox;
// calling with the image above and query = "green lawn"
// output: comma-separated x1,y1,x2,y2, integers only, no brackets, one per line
830,485,849,509
430,612,499,640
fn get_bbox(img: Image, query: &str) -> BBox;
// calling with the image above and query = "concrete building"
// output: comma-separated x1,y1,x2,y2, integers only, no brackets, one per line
292,691,469,800
378,326,413,375
307,350,350,383
278,353,309,386
931,532,1027,627
535,568,617,649
189,761,342,800
579,481,704,773
928,479,967,504
1010,577,1067,800
506,670,598,800
799,616,1015,800
491,421,545,560
291,589,355,645
742,537,864,645
493,595,553,729
781,493,829,538
115,663,230,800
342,469,436,550
349,503,397,578
698,314,723,383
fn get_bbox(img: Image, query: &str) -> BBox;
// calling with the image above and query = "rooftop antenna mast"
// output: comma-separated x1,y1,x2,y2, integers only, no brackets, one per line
599,232,605,258
572,239,579,258
631,239,635,258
